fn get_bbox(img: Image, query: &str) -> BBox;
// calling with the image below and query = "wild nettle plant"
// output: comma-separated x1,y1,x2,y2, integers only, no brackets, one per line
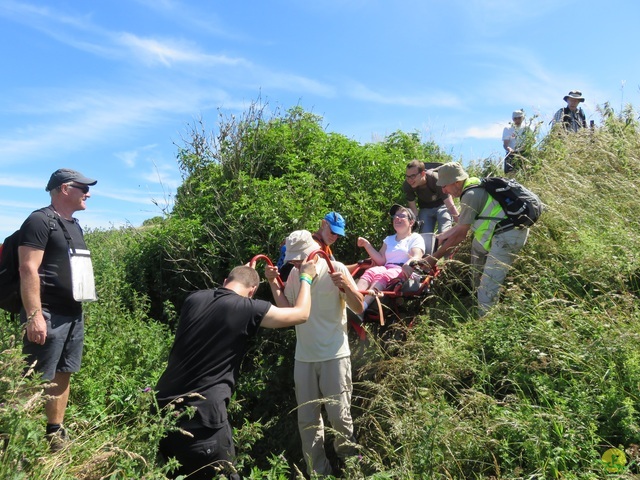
0,331,53,478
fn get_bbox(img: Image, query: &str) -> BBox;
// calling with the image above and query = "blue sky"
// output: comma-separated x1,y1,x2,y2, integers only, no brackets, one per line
1,0,638,240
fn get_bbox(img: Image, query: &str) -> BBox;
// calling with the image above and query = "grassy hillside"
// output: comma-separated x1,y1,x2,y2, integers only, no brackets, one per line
1,105,639,478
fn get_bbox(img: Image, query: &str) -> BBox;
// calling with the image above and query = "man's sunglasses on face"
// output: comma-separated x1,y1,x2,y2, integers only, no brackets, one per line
68,184,90,194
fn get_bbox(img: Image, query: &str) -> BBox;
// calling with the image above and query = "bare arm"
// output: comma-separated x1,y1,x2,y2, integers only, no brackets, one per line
261,280,312,328
263,259,317,312
18,246,47,345
407,200,419,219
401,246,425,278
357,237,386,266
443,195,459,220
330,270,364,314
265,265,293,308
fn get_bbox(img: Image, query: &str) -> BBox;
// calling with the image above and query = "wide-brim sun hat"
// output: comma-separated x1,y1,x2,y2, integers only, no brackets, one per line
563,90,585,102
435,162,469,187
283,230,319,263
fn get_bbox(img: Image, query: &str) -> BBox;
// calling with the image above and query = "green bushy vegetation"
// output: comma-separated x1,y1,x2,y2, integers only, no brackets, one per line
1,100,640,478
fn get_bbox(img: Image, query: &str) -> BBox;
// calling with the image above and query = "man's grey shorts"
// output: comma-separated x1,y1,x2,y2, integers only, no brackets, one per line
22,309,84,381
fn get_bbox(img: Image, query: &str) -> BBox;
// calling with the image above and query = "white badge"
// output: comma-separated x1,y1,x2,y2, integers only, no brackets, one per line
69,249,97,302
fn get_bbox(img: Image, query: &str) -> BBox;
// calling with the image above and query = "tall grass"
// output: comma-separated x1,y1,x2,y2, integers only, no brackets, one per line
344,110,640,479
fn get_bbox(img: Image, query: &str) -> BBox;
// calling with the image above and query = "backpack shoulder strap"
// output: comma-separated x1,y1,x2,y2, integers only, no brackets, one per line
34,206,76,252
36,206,58,231
461,182,483,200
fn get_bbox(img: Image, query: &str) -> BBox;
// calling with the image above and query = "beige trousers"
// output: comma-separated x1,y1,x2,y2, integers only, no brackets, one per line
294,357,356,476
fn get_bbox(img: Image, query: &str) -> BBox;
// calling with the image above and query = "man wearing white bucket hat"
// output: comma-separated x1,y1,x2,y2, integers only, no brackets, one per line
502,109,531,173
266,229,364,476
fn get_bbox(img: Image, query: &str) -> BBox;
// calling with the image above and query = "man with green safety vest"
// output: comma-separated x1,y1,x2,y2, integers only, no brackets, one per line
424,162,529,316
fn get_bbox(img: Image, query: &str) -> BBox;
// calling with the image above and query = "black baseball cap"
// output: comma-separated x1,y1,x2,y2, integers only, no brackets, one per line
46,168,97,192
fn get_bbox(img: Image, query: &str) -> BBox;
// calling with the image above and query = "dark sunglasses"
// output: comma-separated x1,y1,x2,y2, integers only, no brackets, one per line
68,184,90,194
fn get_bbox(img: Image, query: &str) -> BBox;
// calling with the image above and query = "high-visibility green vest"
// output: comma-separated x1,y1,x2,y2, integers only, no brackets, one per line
461,177,507,250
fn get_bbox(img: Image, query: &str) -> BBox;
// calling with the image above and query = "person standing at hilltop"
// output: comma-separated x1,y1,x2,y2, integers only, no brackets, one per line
502,109,531,173
552,90,587,132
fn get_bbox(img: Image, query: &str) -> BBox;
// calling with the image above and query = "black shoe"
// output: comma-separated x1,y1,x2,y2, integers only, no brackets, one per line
46,426,69,452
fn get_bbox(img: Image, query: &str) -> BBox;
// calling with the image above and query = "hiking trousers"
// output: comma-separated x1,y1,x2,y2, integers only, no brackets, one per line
294,357,356,476
471,227,529,316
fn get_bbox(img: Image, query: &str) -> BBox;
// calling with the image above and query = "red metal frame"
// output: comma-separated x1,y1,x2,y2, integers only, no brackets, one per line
249,254,284,289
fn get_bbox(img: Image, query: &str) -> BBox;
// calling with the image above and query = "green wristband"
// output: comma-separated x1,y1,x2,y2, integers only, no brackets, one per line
300,273,313,286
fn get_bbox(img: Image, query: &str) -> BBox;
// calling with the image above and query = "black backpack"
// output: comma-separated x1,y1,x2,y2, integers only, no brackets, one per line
0,209,58,314
462,177,543,228
0,230,23,314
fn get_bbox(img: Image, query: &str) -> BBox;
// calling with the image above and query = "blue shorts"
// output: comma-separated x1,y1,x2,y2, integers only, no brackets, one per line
22,309,84,381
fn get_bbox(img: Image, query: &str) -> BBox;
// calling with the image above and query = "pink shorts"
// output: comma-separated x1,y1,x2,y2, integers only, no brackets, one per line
359,264,403,290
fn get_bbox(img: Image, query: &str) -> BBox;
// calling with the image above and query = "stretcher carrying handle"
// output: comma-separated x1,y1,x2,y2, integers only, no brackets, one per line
249,254,285,289
306,249,345,292
409,259,438,276
306,249,333,271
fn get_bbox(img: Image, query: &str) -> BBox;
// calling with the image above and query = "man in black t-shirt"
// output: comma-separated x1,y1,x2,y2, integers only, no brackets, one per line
19,168,97,451
155,262,315,480
403,160,459,253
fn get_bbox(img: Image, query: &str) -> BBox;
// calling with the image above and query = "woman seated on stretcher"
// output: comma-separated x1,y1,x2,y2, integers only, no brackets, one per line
356,204,425,312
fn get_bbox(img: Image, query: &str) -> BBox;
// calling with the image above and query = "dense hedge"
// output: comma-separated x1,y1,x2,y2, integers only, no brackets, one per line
127,105,451,319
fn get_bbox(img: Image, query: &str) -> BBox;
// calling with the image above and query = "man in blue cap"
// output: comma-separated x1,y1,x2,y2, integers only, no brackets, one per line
312,211,346,260
276,211,346,279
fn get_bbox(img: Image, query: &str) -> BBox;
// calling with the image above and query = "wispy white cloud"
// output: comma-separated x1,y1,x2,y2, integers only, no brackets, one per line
462,123,504,140
0,176,45,189
143,161,181,191
0,0,249,68
114,144,159,168
0,198,43,208
95,187,165,206
130,0,244,40
347,82,463,108
0,84,232,164
115,33,249,67
115,150,139,169
452,0,571,36
253,69,336,97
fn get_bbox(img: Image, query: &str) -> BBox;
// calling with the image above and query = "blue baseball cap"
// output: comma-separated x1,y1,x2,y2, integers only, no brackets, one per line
324,211,346,236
